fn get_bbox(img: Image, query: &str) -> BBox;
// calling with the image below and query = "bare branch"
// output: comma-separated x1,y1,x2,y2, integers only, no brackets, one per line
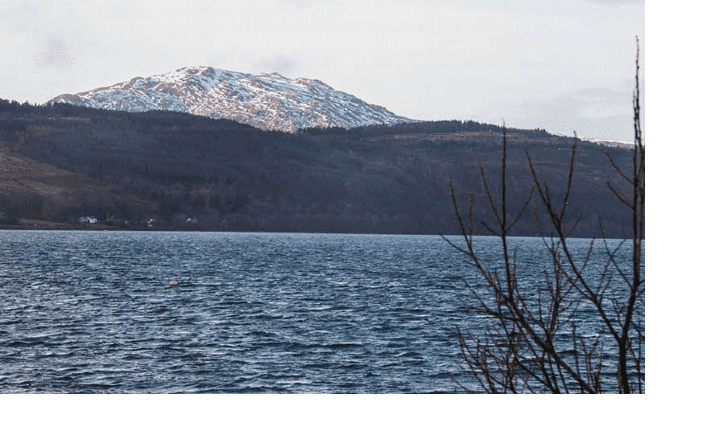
445,38,643,394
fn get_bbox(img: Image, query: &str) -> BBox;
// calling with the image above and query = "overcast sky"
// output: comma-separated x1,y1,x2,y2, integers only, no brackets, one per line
1,0,643,141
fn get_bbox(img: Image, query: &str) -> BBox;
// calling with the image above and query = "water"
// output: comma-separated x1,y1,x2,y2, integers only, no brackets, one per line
0,231,642,393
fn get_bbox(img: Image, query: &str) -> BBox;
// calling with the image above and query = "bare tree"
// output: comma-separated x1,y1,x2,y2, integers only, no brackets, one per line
444,39,644,393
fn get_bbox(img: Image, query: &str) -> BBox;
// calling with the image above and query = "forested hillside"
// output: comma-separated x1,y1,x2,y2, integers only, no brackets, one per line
0,99,634,237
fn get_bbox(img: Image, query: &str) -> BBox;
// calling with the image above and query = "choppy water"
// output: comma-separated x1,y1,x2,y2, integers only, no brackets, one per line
0,231,641,393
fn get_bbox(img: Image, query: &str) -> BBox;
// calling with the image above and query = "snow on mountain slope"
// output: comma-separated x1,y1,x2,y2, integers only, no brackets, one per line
581,138,635,149
45,67,415,132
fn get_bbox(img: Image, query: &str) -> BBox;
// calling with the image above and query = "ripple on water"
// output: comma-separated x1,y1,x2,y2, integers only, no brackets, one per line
0,231,641,393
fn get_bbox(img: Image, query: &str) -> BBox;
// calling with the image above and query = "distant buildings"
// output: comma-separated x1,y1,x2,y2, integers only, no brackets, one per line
78,216,97,224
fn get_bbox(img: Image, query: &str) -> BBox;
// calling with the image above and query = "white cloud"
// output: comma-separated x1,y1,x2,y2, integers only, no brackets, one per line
252,54,300,76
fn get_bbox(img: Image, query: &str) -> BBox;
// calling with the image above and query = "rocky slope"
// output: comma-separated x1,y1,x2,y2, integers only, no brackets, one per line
46,67,415,132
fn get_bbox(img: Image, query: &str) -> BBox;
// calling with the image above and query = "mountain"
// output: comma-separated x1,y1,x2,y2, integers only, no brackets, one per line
581,138,635,149
45,67,415,132
0,100,635,236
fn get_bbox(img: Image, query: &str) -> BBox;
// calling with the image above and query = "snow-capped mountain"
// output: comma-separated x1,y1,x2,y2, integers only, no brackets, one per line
45,66,414,132
549,132,635,150
581,138,635,149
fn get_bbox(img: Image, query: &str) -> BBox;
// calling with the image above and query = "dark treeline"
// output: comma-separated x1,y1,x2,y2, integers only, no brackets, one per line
0,99,633,236
298,119,512,137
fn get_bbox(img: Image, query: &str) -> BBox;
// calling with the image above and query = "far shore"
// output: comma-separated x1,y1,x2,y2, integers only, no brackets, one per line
1,218,112,231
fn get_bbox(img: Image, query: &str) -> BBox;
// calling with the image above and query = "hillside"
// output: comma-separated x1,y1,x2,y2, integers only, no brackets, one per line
0,99,635,237
45,67,414,132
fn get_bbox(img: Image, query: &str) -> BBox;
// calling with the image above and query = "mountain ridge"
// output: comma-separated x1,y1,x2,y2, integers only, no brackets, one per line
0,99,635,237
45,66,416,132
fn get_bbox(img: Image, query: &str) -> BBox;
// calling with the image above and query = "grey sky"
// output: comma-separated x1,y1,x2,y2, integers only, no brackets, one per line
1,0,643,141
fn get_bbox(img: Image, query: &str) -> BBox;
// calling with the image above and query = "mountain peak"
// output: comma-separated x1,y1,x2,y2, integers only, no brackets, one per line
46,67,414,132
